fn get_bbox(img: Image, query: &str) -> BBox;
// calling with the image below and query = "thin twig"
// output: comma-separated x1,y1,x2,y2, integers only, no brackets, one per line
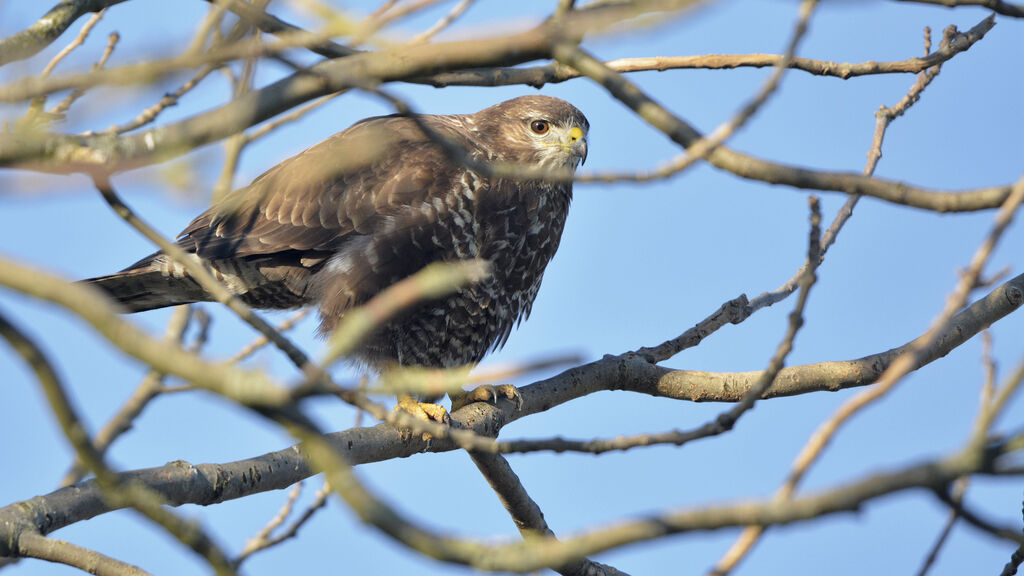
228,309,311,364
51,31,120,118
1001,498,1024,576
411,0,476,43
104,64,219,135
468,451,629,576
234,480,332,566
20,9,106,128
243,94,340,143
914,478,966,576
934,488,1024,544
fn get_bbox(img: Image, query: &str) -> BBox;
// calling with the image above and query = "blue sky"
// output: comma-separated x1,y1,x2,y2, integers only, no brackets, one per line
1,1,1022,575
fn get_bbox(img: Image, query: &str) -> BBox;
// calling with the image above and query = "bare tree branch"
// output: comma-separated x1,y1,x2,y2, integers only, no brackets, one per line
2,422,1020,572
469,452,628,576
15,532,150,576
896,0,1024,17
0,0,127,67
558,19,1010,212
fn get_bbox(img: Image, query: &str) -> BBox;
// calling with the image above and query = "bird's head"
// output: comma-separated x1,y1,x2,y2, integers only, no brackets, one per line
473,95,589,172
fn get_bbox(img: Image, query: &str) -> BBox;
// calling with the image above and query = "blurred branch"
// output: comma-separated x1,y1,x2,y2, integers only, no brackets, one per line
933,487,1024,544
915,479,967,576
0,256,290,407
19,9,107,130
967,355,1024,452
204,0,357,58
50,30,119,119
411,0,476,43
92,176,316,373
896,0,1024,17
1002,499,1024,576
103,64,219,134
2,418,1020,571
321,259,491,365
61,305,193,487
241,93,339,143
227,309,311,364
0,21,561,174
14,532,149,576
37,9,105,79
0,309,236,574
0,0,126,67
5,0,710,105
233,481,332,568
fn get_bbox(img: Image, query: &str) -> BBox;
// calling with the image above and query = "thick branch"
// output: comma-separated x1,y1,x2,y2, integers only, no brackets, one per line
651,272,1024,403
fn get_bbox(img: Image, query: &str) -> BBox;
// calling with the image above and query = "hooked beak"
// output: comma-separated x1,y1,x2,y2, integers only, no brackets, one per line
568,126,588,166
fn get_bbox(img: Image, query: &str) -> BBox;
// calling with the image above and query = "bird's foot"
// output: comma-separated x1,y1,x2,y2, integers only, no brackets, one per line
395,395,450,443
450,384,522,413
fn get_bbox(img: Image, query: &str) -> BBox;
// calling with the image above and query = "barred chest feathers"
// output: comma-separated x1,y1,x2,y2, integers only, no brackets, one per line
334,170,572,369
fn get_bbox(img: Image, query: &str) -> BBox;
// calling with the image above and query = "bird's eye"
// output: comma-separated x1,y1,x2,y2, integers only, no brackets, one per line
530,120,550,135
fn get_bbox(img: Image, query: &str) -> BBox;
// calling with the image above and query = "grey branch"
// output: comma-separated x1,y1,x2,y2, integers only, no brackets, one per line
0,270,1020,551
469,452,629,576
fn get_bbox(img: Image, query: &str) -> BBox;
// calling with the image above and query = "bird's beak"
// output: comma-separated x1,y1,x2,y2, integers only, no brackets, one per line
569,126,588,166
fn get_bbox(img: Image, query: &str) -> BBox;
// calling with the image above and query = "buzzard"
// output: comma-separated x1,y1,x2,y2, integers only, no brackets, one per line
85,95,589,420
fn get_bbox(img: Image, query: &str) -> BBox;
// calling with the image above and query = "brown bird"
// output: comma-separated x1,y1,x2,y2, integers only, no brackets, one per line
85,95,589,421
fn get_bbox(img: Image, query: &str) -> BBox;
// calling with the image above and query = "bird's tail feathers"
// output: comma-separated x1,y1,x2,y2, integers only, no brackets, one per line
81,254,209,313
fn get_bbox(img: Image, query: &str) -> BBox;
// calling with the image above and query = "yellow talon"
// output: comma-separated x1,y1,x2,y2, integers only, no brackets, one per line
450,384,522,413
395,394,450,442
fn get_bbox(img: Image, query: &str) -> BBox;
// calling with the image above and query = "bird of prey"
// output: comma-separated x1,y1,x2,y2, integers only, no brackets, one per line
85,95,589,421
